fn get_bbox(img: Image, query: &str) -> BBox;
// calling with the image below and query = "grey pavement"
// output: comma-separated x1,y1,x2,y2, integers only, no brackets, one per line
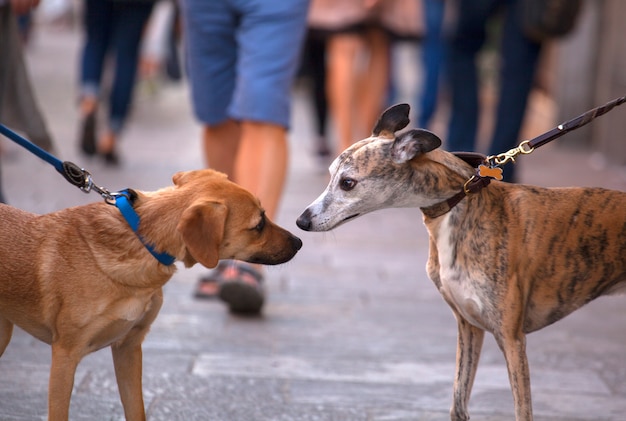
1,24,626,421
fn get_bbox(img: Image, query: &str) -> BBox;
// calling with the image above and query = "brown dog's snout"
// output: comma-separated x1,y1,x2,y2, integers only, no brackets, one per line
296,209,313,231
290,233,303,251
249,229,302,266
276,231,302,262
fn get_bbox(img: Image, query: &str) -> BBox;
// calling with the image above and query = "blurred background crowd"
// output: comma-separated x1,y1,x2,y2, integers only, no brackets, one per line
4,0,625,173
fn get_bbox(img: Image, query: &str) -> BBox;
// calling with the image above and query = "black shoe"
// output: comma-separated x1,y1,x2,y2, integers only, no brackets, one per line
80,112,97,156
102,149,120,166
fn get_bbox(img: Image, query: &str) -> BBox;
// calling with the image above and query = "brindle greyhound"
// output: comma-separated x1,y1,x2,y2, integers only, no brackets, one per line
296,104,626,421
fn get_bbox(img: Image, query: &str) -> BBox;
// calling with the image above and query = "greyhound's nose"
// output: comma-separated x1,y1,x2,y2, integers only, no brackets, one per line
296,210,312,231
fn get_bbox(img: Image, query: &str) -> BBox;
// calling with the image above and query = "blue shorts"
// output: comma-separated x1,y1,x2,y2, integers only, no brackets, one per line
181,0,310,128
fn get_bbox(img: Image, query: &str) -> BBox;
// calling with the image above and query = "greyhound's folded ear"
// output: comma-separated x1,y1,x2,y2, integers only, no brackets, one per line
177,200,227,268
390,129,442,164
372,103,411,137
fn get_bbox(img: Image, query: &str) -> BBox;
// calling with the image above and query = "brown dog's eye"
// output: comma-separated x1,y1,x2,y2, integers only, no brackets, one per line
340,178,357,191
254,214,266,232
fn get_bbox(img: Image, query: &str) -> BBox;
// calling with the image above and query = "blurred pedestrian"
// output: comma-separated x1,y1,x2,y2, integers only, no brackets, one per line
140,0,182,90
297,30,331,167
0,0,55,203
445,0,543,182
417,0,446,129
179,0,310,314
77,0,156,166
308,0,421,153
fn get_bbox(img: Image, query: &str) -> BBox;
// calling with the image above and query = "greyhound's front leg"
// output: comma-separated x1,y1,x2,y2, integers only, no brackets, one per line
450,315,485,421
495,331,533,421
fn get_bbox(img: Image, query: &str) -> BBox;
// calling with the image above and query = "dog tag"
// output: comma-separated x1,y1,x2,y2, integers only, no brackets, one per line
478,165,503,180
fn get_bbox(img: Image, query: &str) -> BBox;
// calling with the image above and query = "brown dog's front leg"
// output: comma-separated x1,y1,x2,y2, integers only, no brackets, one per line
0,317,13,356
48,345,81,421
450,316,485,421
112,341,146,421
495,332,533,421
112,292,161,421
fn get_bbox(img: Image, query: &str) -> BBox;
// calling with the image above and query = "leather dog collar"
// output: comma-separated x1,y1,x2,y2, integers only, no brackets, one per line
420,175,491,219
420,152,493,219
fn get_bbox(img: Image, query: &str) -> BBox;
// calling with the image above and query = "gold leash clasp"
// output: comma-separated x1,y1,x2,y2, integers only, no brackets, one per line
486,140,534,167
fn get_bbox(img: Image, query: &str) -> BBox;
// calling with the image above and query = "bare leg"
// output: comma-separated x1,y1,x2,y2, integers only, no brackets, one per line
235,121,288,220
356,28,390,138
79,95,98,116
203,119,241,179
98,129,116,155
196,120,287,307
326,34,363,152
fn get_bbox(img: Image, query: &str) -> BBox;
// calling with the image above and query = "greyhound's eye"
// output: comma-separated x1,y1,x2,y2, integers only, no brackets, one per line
340,178,357,191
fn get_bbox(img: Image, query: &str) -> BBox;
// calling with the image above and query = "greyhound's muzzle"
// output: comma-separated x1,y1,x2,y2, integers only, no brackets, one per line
296,209,313,231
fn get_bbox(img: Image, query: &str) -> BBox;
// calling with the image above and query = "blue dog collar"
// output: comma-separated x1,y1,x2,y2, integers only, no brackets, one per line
114,189,176,266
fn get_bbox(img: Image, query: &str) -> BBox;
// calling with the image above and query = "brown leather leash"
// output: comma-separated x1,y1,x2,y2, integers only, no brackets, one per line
421,95,626,218
484,95,626,174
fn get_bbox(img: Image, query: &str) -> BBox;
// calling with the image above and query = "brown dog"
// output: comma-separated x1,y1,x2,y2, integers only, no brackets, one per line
297,104,626,420
0,169,302,421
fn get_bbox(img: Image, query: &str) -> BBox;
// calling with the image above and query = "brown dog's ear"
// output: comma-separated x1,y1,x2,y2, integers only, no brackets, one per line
372,103,411,137
173,169,228,188
172,171,190,187
177,200,227,268
390,129,442,164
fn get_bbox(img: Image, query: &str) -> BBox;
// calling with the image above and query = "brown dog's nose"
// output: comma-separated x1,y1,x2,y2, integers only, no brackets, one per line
291,234,303,250
296,210,312,231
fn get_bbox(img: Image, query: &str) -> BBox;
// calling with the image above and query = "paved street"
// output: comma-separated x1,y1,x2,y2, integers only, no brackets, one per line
1,23,626,421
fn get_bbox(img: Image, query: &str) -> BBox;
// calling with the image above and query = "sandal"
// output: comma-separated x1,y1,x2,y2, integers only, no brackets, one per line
217,261,265,314
194,261,230,299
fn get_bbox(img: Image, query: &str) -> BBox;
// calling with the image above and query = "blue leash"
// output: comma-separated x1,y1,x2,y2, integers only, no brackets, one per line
0,123,89,189
0,123,175,266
